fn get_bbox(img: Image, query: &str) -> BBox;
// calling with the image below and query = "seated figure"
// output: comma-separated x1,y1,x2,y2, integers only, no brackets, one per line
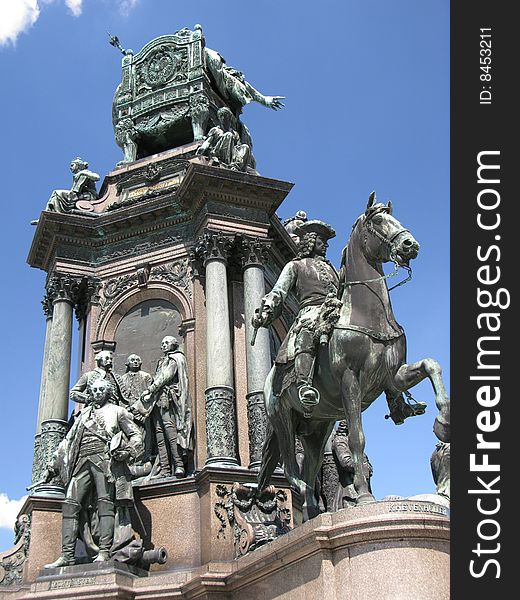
33,158,99,224
196,107,252,172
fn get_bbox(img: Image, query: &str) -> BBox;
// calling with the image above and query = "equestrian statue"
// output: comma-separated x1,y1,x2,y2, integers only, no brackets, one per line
253,192,450,521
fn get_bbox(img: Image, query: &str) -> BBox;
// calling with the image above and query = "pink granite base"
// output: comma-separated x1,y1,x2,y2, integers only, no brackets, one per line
2,499,449,600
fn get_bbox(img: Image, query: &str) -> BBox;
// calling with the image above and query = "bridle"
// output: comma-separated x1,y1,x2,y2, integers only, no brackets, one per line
343,210,413,291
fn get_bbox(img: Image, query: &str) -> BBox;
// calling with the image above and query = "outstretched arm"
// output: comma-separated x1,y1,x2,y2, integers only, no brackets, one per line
253,261,297,327
243,81,285,110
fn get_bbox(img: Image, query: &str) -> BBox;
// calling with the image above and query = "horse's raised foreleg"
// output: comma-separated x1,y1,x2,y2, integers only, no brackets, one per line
341,368,374,503
394,358,450,443
300,421,335,520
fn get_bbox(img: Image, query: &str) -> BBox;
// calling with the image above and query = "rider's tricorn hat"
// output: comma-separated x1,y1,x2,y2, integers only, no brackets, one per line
295,220,336,240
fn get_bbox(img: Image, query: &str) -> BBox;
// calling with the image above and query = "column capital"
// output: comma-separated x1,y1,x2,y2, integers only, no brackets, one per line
41,295,53,319
74,276,103,322
192,231,235,268
45,273,82,305
46,274,102,320
240,237,271,270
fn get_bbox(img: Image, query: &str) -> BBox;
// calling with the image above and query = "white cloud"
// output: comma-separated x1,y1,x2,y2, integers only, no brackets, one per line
0,493,28,530
0,1,140,48
65,0,82,17
0,0,40,46
117,0,140,17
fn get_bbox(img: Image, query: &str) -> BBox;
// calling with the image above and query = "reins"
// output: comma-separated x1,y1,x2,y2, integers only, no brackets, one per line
341,215,414,291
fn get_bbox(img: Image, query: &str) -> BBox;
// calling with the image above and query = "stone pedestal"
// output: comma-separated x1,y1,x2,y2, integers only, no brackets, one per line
3,499,449,600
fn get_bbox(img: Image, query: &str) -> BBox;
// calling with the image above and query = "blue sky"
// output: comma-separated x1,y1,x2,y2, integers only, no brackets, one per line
0,0,449,551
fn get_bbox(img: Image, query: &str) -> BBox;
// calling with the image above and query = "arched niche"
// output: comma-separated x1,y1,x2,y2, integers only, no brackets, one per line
113,298,182,375
97,284,193,375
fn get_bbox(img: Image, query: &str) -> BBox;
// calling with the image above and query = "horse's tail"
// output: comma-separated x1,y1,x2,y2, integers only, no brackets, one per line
257,368,281,490
257,421,280,491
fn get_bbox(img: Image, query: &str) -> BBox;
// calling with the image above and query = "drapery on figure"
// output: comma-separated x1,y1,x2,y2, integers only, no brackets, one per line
331,420,373,511
69,350,126,407
43,379,144,568
196,106,251,172
133,336,193,478
45,158,99,214
204,47,284,114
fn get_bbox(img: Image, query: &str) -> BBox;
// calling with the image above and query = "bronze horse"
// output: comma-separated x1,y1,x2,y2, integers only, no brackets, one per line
258,193,450,520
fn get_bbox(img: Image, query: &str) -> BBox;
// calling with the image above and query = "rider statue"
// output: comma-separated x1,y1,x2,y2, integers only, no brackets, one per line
253,220,339,416
253,219,426,423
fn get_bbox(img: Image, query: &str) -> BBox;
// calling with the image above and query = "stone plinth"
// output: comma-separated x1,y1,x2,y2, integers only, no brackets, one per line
3,499,449,600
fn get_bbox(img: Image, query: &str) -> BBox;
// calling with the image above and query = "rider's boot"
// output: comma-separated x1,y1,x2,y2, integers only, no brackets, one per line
385,393,427,425
295,351,320,418
44,500,80,568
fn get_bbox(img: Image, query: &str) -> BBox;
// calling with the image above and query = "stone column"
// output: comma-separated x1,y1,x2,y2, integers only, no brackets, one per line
35,274,79,495
196,232,238,467
31,296,54,484
242,238,272,469
74,276,102,377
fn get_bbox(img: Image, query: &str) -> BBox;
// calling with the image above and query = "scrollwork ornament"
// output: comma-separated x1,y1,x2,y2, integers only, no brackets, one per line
150,258,192,300
0,513,31,587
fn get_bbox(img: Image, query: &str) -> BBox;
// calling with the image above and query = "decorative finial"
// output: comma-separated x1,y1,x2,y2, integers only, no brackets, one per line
107,32,126,55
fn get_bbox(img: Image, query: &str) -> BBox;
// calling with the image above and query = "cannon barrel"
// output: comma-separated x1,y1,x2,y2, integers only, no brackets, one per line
140,547,168,566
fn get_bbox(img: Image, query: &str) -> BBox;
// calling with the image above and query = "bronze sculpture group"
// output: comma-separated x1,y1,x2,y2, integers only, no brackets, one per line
42,337,191,568
35,25,450,572
256,192,450,520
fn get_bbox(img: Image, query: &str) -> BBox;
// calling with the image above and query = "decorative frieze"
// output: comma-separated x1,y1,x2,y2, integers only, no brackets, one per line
246,392,268,468
33,418,68,494
150,258,192,299
205,386,238,465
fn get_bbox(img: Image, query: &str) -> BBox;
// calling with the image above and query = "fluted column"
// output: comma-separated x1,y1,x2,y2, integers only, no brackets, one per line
242,238,272,469
35,274,79,495
196,232,238,467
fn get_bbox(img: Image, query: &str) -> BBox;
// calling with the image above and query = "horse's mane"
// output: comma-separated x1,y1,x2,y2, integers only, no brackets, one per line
338,203,392,293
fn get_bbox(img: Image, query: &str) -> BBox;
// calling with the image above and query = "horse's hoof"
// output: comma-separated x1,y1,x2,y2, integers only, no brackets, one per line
356,493,376,505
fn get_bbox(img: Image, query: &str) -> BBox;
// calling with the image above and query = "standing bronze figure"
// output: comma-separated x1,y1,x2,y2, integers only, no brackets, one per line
137,336,193,478
44,379,143,567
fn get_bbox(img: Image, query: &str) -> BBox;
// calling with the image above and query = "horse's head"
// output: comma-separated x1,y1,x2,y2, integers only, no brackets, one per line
358,191,420,267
